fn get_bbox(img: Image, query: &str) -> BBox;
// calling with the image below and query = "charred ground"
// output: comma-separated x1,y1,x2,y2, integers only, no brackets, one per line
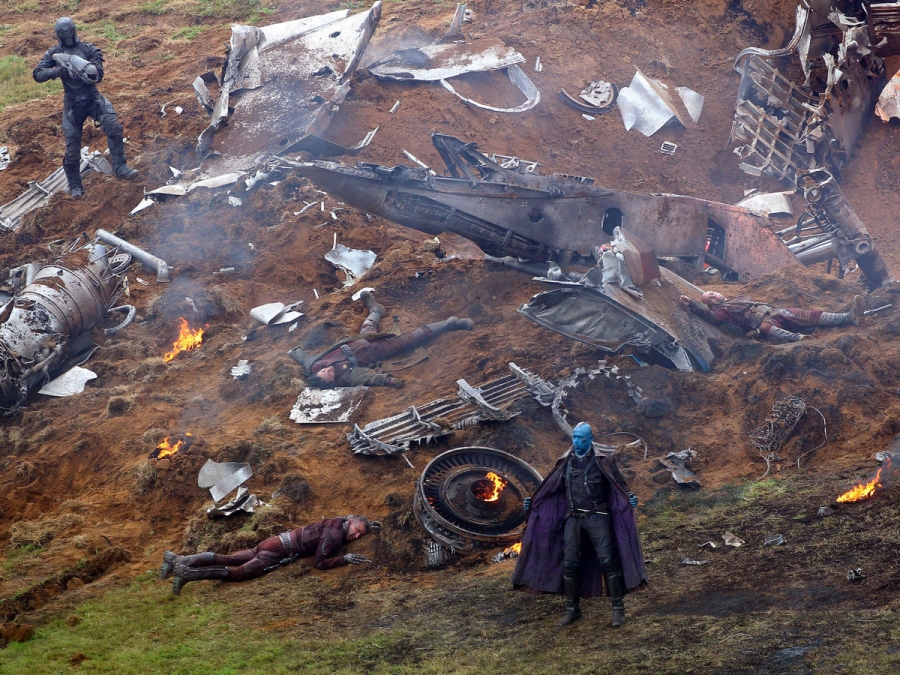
1,0,900,672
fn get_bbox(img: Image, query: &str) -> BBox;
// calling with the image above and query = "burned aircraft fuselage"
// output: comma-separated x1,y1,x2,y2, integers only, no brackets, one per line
0,245,128,409
292,135,796,281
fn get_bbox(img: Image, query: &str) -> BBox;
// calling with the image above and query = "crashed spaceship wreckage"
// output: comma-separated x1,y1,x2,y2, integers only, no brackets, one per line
193,2,382,177
281,133,892,288
0,239,135,411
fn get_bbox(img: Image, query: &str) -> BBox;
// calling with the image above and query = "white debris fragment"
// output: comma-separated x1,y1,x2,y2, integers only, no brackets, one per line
175,106,184,114
0,146,10,171
736,192,794,217
321,201,325,211
229,196,243,207
534,56,542,72
617,69,703,137
313,288,319,299
582,114,595,121
351,286,376,302
325,244,377,286
38,367,97,397
330,211,337,220
660,141,678,156
130,197,156,215
390,100,401,113
135,277,149,286
290,386,368,424
231,360,252,380
723,531,745,547
876,69,900,122
249,301,304,326
579,80,614,108
169,166,183,179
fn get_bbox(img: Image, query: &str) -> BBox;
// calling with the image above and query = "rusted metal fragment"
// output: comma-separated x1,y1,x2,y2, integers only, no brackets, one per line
876,67,900,121
731,13,885,183
795,169,895,289
197,3,382,176
866,2,900,56
281,133,797,282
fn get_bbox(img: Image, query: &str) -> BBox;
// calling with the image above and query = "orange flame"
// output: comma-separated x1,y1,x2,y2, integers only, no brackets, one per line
156,436,184,459
163,318,204,362
836,467,883,503
510,542,521,554
474,471,507,501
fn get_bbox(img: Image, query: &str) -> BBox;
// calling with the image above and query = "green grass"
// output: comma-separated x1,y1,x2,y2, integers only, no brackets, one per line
1,544,46,576
171,25,205,41
137,0,173,14
0,56,63,113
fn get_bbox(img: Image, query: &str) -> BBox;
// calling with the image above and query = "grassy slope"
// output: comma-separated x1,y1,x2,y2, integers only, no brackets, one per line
4,476,900,674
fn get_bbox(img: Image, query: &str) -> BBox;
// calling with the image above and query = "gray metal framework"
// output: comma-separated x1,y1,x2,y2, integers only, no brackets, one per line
347,363,554,455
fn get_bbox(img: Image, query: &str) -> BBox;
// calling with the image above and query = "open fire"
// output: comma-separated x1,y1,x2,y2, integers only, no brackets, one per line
473,471,507,501
163,318,204,362
152,433,193,460
836,467,884,503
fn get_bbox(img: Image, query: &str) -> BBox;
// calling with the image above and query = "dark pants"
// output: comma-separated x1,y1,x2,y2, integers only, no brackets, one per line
202,534,288,582
563,513,625,602
62,90,125,187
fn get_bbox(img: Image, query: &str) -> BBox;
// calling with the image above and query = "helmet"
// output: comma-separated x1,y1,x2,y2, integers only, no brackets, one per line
55,17,77,48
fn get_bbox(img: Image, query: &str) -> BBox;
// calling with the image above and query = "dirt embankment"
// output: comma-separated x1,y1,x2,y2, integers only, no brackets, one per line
0,0,899,644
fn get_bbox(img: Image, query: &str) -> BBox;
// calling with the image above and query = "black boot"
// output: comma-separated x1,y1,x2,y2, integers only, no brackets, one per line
606,569,626,628
108,135,138,179
63,163,84,198
426,317,475,336
558,574,583,626
172,562,229,595
160,551,215,580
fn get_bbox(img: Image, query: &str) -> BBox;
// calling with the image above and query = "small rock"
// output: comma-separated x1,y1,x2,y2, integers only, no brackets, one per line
67,577,84,590
174,474,185,483
66,615,81,627
155,458,170,472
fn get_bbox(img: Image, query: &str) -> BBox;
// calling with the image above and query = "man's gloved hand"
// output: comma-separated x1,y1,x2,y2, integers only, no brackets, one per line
386,375,404,389
343,553,370,565
627,492,638,509
523,497,531,512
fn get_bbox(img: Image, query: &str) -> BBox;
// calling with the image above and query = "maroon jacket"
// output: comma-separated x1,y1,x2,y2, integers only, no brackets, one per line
288,517,351,570
512,447,648,598
687,297,769,332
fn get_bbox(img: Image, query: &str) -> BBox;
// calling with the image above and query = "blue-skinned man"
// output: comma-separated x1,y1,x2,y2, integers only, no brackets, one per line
512,422,647,627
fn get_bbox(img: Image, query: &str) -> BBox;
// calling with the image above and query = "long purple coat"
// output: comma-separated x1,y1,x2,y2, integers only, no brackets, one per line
511,447,648,598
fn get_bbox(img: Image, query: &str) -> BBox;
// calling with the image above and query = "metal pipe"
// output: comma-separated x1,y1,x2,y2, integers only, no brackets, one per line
95,229,170,283
104,304,136,336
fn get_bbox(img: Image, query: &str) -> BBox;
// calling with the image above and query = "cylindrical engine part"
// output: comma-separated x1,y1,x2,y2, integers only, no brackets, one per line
0,244,125,409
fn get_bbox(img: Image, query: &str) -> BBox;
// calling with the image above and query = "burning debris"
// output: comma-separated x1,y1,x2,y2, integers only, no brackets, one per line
836,467,885,503
491,542,521,563
150,433,196,460
414,446,542,556
163,318,204,363
0,241,133,411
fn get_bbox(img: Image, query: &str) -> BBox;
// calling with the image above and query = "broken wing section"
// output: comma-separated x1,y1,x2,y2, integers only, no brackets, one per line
197,3,381,175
